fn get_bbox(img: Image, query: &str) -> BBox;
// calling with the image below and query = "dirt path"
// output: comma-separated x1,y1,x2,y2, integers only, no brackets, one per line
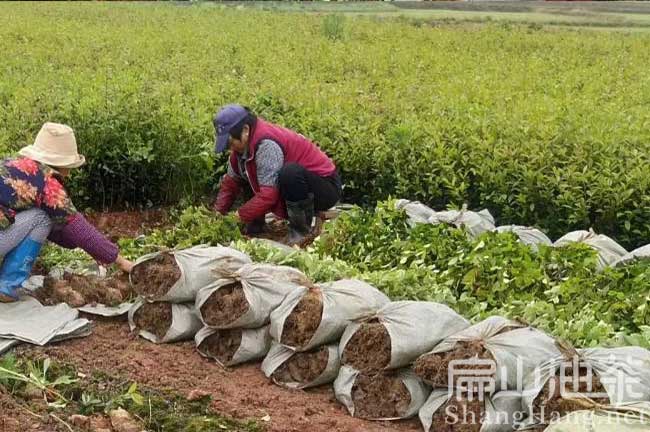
86,209,169,241
21,320,421,432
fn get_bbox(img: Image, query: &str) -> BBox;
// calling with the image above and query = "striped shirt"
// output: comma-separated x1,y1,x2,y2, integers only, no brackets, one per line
227,139,284,187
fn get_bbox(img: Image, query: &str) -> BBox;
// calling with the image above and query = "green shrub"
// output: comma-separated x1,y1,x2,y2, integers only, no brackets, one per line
2,4,650,247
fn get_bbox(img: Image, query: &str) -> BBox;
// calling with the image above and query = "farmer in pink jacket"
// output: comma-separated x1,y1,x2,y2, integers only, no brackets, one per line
212,104,342,244
0,123,134,302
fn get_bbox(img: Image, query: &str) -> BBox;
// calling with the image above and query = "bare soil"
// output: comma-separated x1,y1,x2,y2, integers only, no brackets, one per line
86,208,169,242
198,328,243,365
272,345,330,386
132,302,173,340
281,288,323,348
130,253,181,298
16,320,421,432
199,282,250,327
341,320,392,372
413,340,495,389
430,395,484,432
35,272,132,307
351,371,412,420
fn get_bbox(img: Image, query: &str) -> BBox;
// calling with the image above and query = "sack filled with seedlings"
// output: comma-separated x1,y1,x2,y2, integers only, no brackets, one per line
261,341,340,389
36,272,132,308
414,316,561,393
395,200,495,238
542,402,650,432
554,230,627,270
196,264,310,329
419,389,525,432
339,301,470,372
130,246,251,303
334,365,430,421
269,279,390,352
195,325,271,367
429,208,496,239
495,225,552,251
615,244,650,267
128,299,202,344
395,200,437,224
520,345,650,430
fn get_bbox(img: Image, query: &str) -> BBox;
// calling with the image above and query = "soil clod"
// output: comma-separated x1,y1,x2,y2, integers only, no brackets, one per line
341,320,391,372
133,302,173,340
280,289,323,348
430,395,484,432
272,346,330,386
131,253,181,298
36,272,132,307
200,282,249,327
532,363,610,421
197,328,243,364
351,371,411,420
414,340,495,389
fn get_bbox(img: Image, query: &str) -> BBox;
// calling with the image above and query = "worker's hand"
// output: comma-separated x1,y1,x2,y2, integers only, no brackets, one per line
115,255,135,273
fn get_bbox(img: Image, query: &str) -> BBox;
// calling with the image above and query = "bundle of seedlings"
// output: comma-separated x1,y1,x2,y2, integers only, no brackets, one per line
128,299,202,344
554,230,628,270
419,389,525,432
414,316,560,393
262,341,340,389
334,365,430,421
520,344,650,430
36,271,132,307
195,263,309,329
269,279,390,351
195,325,271,367
130,246,251,302
339,301,469,372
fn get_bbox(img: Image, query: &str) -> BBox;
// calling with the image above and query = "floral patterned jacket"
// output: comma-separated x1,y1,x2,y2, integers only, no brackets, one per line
0,157,77,229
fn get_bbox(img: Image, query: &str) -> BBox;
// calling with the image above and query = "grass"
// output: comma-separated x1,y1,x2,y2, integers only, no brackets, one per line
0,353,261,432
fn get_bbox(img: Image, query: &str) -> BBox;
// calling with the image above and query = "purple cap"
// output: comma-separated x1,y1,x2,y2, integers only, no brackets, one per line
213,104,248,153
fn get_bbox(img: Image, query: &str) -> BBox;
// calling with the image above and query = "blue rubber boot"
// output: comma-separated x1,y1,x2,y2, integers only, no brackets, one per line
0,237,43,302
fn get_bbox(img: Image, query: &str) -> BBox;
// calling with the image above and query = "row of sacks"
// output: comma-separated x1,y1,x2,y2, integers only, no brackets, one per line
127,245,252,344
333,311,650,431
395,200,650,270
123,245,650,431
123,245,393,387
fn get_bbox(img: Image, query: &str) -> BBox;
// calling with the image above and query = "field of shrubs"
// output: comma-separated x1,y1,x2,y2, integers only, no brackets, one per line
2,3,650,247
2,4,650,429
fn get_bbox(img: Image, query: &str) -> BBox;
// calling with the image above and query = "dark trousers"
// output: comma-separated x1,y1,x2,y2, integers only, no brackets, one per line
278,163,342,211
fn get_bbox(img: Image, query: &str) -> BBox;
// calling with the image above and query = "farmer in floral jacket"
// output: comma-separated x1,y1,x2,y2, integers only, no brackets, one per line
212,104,342,244
0,122,134,302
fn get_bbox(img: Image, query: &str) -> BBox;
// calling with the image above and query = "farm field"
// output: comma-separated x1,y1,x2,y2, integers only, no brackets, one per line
1,2,650,432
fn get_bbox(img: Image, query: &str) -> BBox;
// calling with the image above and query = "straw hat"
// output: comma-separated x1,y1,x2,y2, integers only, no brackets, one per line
18,122,85,169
